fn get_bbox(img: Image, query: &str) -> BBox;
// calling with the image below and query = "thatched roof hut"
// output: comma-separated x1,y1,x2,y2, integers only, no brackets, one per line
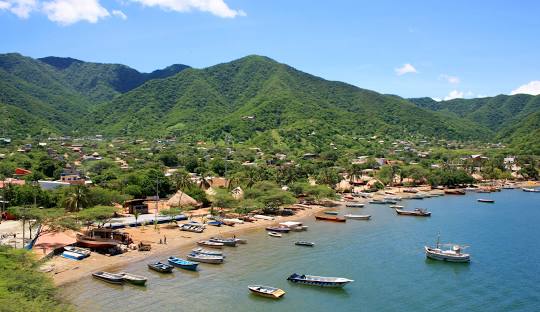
167,190,199,207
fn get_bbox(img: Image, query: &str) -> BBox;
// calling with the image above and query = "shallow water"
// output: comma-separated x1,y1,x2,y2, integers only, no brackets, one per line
61,190,540,311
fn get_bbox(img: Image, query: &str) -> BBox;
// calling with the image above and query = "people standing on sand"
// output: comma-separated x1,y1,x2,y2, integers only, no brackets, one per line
164,236,167,244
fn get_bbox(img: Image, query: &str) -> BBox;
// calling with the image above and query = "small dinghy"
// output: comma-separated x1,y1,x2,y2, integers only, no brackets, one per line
191,247,225,257
117,272,147,286
287,273,353,287
477,199,495,203
345,203,364,208
64,246,91,257
92,271,124,284
148,261,174,273
268,232,282,238
62,250,86,260
186,253,224,264
248,285,286,299
295,241,314,247
344,214,371,220
323,210,339,215
197,240,224,249
389,205,404,209
209,237,237,247
168,256,199,271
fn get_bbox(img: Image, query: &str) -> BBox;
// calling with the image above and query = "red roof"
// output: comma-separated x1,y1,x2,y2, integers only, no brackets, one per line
15,168,32,175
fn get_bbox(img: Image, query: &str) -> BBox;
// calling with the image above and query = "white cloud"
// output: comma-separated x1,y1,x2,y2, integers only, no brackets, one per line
431,97,442,102
510,80,540,95
112,9,127,20
130,0,246,18
42,0,109,25
0,0,38,18
439,74,460,84
444,90,464,101
0,1,11,10
395,63,417,76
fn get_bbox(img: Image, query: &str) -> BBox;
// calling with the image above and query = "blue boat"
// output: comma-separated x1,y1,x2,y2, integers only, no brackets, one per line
62,250,86,260
207,221,223,227
168,256,199,271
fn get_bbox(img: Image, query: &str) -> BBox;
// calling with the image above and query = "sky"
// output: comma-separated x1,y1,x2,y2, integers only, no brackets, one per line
1,0,540,100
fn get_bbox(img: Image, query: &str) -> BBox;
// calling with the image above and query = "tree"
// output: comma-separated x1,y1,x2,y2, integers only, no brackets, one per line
62,185,90,212
316,167,340,186
159,207,184,225
76,206,118,229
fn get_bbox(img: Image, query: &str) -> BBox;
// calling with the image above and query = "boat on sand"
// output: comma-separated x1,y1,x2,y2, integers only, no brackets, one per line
92,271,124,284
147,262,174,273
197,240,224,249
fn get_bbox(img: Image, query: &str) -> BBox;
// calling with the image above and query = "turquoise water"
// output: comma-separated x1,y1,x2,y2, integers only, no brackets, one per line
62,190,540,311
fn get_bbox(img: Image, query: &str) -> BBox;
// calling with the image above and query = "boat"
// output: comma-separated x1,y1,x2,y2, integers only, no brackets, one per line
197,240,224,249
389,205,404,209
425,234,470,262
395,208,431,216
248,285,286,299
223,218,244,224
523,188,540,193
76,234,119,249
167,256,199,271
265,226,290,233
179,223,205,233
234,238,248,244
268,232,282,238
240,216,257,222
61,250,86,260
345,203,364,208
295,241,314,247
477,199,495,203
315,215,346,222
287,273,353,287
403,188,419,193
64,246,91,257
409,194,425,199
253,215,275,221
344,214,371,220
92,271,124,284
207,220,223,227
445,189,466,195
323,210,339,215
384,196,402,201
186,253,224,264
209,237,237,247
147,262,174,273
191,247,225,257
117,272,147,286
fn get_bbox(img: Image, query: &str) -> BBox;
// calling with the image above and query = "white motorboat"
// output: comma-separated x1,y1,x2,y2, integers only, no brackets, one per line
425,234,470,262
344,214,371,220
268,232,282,238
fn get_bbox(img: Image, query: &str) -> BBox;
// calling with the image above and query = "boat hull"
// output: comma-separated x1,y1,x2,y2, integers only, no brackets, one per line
168,257,199,271
248,285,285,299
344,214,371,220
287,274,353,288
148,262,174,273
425,247,470,262
92,272,124,284
186,254,224,264
315,215,346,222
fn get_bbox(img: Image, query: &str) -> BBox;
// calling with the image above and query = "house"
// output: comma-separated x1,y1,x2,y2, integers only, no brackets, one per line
167,191,199,208
14,168,32,177
123,199,149,214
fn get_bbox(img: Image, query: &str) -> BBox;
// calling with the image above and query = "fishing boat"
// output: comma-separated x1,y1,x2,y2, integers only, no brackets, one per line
445,189,466,195
207,220,223,227
209,237,237,247
344,214,371,220
287,273,354,287
425,234,470,262
147,262,174,273
61,250,86,260
191,247,225,257
477,199,495,203
76,234,119,249
179,223,205,233
389,205,404,209
117,272,147,286
323,210,339,215
167,256,199,271
197,240,224,249
523,188,540,193
395,208,431,217
345,203,364,208
234,238,248,244
294,241,314,247
248,285,286,299
369,199,386,204
268,232,282,238
187,253,224,264
265,226,290,233
64,246,91,257
92,271,124,284
315,215,346,222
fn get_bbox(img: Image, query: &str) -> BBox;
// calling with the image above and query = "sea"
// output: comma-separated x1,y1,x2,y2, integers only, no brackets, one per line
61,189,540,312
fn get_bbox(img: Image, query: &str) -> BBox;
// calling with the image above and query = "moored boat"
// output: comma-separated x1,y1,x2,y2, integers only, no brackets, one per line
389,205,404,209
191,247,225,257
168,256,199,271
117,272,147,286
315,214,346,222
477,199,495,203
295,241,314,247
523,188,540,193
323,210,339,215
197,240,224,249
395,208,431,216
265,226,290,233
248,285,286,299
209,237,237,247
425,235,470,262
287,273,353,287
92,271,124,284
186,252,224,264
344,214,371,220
62,250,86,260
253,215,275,221
147,262,174,273
235,238,248,244
345,203,364,208
268,232,282,238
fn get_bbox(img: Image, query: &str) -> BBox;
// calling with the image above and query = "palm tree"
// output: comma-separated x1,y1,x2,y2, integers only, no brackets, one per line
171,170,192,208
64,185,90,212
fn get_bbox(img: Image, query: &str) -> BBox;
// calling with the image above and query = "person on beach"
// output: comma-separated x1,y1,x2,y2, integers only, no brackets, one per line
164,236,167,244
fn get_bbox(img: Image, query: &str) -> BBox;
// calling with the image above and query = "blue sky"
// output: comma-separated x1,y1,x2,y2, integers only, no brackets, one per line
1,0,540,99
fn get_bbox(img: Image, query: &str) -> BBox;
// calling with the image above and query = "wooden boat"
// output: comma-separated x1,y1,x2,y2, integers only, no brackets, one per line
403,188,419,193
179,223,205,233
207,220,223,227
147,262,174,273
222,220,236,226
248,285,285,299
345,203,364,208
64,246,91,257
253,215,275,221
61,250,86,260
117,272,147,286
323,210,339,215
295,241,314,247
76,234,119,249
315,214,346,222
167,256,199,271
191,248,225,257
187,253,224,264
477,199,495,203
265,226,290,233
197,240,224,249
223,218,244,224
523,188,540,193
445,189,466,195
209,237,237,247
395,208,431,217
425,235,470,262
344,214,371,220
268,232,282,238
389,205,404,209
92,271,124,284
287,273,353,287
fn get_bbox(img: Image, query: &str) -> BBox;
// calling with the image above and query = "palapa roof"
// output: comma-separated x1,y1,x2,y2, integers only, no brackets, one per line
167,190,199,207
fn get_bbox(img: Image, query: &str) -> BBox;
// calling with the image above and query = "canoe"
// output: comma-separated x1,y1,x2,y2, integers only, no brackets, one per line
191,248,225,257
265,226,290,233
62,250,86,260
395,208,431,217
344,214,371,220
168,256,199,271
76,234,118,249
248,285,286,299
287,273,353,287
477,199,495,203
92,271,124,284
209,237,237,247
345,203,364,208
315,215,346,222
197,240,224,249
187,253,224,264
268,232,282,238
64,246,91,257
323,210,339,215
117,272,147,286
295,241,314,247
147,262,174,273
